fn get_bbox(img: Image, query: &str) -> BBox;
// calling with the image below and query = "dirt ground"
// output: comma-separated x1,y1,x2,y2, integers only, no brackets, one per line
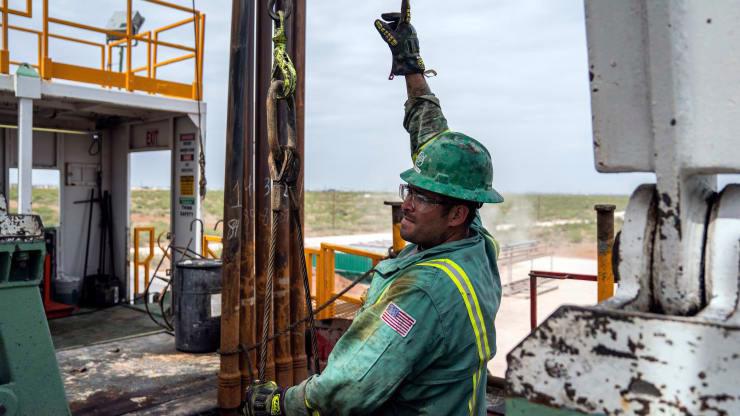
551,242,596,259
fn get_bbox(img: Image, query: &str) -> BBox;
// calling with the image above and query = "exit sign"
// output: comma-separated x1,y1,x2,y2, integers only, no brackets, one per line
146,129,159,146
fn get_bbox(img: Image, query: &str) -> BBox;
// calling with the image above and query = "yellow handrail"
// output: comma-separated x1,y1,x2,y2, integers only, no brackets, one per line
305,247,321,302
133,227,155,298
192,235,383,320
0,0,205,100
318,243,384,319
202,234,222,259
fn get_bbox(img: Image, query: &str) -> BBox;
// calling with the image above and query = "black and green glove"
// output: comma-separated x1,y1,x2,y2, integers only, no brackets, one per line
243,381,284,416
374,0,426,79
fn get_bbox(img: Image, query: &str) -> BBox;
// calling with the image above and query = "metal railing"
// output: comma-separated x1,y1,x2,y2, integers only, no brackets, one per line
0,0,205,100
202,234,220,259
196,235,384,320
315,243,384,319
528,270,598,331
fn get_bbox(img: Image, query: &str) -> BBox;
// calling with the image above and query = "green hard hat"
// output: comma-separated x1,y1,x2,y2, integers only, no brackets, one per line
400,131,504,204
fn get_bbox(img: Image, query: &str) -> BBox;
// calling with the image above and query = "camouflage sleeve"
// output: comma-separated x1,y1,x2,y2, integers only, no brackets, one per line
403,94,449,161
283,277,445,415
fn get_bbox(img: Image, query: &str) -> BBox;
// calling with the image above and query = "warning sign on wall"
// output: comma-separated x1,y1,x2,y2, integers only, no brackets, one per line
180,175,195,196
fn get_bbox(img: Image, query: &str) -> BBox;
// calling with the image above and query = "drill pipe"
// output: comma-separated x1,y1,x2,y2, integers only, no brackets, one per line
238,0,257,390
287,0,308,383
255,0,276,382
219,0,251,409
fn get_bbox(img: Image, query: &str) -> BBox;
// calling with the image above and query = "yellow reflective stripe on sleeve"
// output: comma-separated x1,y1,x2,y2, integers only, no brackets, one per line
434,259,492,359
417,260,487,415
416,262,485,362
372,282,394,306
429,259,491,412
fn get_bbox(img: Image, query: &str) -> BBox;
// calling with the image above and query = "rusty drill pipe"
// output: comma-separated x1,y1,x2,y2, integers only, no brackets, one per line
595,204,616,302
287,0,308,383
219,0,251,409
238,0,257,389
255,0,276,381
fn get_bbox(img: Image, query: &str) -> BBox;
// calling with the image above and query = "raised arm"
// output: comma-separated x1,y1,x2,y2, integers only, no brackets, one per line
403,74,449,160
374,0,450,160
405,73,431,98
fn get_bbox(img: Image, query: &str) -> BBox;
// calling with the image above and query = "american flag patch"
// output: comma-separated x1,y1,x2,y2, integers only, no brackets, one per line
381,302,416,337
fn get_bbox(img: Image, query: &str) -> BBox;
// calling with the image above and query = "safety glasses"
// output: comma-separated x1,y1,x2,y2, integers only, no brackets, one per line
399,184,449,209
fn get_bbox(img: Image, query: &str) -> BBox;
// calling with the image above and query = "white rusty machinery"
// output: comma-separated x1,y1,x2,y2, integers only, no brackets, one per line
506,1,740,414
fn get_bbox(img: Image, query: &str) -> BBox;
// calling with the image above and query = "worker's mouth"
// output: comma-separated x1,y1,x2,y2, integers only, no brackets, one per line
401,215,415,226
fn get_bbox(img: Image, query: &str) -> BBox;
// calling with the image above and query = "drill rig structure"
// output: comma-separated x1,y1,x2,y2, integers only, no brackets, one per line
507,1,740,414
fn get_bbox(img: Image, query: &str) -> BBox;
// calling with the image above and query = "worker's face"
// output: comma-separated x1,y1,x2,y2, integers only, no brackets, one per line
399,185,466,248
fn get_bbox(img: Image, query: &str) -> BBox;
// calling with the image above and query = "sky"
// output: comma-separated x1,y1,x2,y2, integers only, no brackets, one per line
12,0,738,193
135,0,658,193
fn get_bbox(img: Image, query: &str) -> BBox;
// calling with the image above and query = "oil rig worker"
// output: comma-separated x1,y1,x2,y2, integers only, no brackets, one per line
244,1,503,414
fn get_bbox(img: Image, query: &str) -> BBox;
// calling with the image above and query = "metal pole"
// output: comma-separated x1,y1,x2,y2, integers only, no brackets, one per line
288,0,308,383
1,0,9,74
255,0,276,382
125,0,133,91
17,97,33,214
595,204,615,302
42,0,49,79
384,201,405,255
529,273,537,331
238,0,257,393
218,0,250,411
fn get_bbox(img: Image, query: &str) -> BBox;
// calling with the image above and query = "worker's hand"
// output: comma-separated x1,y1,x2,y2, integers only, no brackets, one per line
374,0,426,79
243,381,285,416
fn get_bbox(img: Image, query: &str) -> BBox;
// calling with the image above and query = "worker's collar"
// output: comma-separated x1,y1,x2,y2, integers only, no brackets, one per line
374,229,482,278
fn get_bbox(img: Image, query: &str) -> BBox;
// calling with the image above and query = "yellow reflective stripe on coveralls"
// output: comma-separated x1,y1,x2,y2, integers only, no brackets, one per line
416,259,490,415
486,234,500,260
305,398,320,416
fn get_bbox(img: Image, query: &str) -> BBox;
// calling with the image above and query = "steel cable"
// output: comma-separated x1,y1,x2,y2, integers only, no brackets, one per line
243,266,376,355
259,207,280,381
290,192,320,374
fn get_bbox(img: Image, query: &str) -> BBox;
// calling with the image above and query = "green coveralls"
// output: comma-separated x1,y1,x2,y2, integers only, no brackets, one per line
284,95,502,415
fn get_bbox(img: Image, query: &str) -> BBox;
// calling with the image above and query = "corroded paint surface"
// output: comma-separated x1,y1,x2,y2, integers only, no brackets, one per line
601,184,655,313
0,210,43,239
507,306,740,415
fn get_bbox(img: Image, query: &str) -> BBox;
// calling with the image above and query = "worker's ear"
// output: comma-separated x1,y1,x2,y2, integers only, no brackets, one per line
446,204,469,228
